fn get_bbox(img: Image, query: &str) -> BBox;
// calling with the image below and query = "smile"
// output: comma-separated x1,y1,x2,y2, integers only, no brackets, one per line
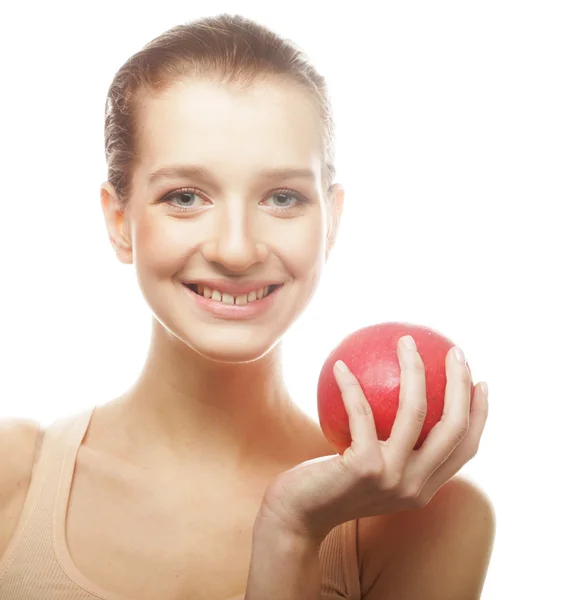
185,283,281,306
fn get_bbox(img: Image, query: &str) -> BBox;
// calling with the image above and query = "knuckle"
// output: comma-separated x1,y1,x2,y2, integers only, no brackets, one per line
401,480,424,501
383,468,403,491
342,378,362,392
451,417,470,442
356,457,383,482
410,496,428,509
358,467,382,485
456,367,471,382
355,400,373,418
467,440,480,460
416,493,433,508
409,354,426,374
402,348,424,371
411,402,428,424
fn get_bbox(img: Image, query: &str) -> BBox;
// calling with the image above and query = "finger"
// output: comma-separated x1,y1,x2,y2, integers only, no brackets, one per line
333,360,381,458
422,381,489,493
387,336,428,468
410,346,472,480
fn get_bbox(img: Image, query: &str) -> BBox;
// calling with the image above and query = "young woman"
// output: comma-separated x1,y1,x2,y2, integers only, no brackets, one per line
0,13,495,600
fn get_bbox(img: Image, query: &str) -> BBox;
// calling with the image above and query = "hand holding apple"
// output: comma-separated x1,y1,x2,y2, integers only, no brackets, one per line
260,324,488,545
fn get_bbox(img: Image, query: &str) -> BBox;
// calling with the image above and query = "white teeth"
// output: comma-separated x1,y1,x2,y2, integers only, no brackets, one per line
191,284,276,304
221,293,234,305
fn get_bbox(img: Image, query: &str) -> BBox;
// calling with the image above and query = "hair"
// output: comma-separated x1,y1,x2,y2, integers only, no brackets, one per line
104,13,337,208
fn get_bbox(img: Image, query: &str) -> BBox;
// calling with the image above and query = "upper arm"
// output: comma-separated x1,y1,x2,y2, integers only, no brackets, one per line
358,476,496,600
0,418,44,562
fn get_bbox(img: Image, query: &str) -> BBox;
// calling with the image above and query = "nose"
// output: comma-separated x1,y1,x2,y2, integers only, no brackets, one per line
200,201,268,272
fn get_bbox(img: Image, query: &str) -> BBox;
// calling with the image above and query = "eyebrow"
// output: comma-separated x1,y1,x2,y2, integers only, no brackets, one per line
148,164,317,186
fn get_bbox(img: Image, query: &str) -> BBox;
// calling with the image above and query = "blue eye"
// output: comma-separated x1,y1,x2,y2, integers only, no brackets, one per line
160,188,207,212
263,189,309,211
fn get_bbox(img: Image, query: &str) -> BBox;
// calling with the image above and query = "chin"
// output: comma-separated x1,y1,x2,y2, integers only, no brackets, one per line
183,330,282,364
154,314,284,364
197,344,279,365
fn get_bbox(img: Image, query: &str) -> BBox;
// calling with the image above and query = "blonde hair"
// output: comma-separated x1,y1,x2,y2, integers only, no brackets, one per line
104,13,337,207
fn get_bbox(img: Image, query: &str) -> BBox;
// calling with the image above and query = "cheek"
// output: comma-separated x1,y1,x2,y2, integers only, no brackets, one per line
134,216,196,278
278,212,326,278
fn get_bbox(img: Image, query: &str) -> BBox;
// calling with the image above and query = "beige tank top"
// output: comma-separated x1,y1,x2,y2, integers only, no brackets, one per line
0,407,362,599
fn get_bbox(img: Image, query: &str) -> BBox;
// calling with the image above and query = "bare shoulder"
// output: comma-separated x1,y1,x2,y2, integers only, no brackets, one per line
357,476,496,599
0,417,45,560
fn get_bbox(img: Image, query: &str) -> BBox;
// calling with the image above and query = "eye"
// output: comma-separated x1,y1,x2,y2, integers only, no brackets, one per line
160,188,206,212
262,189,309,211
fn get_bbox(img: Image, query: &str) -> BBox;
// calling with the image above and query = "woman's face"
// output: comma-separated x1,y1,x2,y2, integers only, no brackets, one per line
103,77,343,363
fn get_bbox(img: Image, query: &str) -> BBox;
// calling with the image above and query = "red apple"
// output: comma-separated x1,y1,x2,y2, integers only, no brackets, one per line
317,322,475,454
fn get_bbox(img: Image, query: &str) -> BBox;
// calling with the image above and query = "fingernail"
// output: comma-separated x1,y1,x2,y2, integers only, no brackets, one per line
453,346,465,363
401,335,416,350
334,360,349,373
481,382,488,396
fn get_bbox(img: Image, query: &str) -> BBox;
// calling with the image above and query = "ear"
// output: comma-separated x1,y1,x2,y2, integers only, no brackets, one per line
100,182,133,264
325,183,345,262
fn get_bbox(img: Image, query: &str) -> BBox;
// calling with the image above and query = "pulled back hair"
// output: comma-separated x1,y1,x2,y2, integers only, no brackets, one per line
104,13,337,208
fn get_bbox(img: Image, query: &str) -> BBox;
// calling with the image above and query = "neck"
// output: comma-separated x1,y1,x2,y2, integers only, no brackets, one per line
113,319,309,474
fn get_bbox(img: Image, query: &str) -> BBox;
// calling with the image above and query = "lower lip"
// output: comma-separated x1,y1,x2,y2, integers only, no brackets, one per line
183,284,282,320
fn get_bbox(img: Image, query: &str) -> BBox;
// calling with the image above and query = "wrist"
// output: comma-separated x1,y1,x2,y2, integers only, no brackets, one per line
254,502,330,549
254,501,325,550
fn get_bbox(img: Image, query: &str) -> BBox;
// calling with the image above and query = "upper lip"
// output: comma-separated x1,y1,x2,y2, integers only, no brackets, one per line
183,279,284,295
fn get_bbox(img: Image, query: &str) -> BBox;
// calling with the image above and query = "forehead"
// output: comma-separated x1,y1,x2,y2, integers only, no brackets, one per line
135,78,323,179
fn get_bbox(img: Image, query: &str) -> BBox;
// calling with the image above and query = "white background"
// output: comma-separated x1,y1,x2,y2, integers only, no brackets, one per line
1,1,575,597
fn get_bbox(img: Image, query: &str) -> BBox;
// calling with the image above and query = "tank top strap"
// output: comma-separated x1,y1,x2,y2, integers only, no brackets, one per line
0,406,96,585
34,406,96,522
